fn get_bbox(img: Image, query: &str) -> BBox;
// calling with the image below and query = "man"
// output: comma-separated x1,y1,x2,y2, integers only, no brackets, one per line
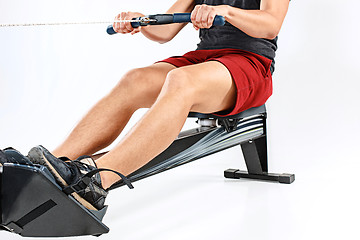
1,0,289,211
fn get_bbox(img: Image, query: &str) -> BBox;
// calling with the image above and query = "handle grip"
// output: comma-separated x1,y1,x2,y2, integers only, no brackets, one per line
107,13,225,35
172,13,225,26
107,19,140,35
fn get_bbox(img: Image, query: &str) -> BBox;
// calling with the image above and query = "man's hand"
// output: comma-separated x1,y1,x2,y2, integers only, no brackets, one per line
191,4,227,30
113,12,145,35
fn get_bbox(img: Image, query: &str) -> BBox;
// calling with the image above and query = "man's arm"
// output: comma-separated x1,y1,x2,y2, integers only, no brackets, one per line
191,0,290,40
113,0,195,43
141,0,195,43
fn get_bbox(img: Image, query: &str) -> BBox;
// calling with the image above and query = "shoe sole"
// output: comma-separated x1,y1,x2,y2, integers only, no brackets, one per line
29,148,98,211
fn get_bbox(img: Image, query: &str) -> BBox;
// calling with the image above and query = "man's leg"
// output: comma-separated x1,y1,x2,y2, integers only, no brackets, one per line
96,61,237,189
52,63,176,159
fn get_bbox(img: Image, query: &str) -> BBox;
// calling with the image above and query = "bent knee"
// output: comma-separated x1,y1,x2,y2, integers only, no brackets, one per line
116,67,154,90
163,69,197,98
109,66,171,109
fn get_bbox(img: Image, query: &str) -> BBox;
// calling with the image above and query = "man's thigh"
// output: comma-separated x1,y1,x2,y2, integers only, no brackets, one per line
177,61,236,114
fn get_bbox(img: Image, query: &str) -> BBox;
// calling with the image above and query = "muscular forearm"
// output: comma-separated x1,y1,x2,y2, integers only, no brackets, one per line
140,23,186,44
112,0,194,43
219,5,288,39
140,0,195,43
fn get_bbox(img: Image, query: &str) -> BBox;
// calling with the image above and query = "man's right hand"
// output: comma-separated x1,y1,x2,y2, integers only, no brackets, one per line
113,12,145,35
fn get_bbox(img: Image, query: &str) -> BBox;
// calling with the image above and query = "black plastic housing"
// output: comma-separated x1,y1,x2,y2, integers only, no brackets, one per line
0,164,108,237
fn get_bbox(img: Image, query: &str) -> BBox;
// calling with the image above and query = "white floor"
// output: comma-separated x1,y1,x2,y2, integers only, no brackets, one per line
1,142,360,240
1,0,360,239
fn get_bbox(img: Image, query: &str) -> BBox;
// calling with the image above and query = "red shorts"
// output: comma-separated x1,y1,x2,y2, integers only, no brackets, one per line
158,49,273,117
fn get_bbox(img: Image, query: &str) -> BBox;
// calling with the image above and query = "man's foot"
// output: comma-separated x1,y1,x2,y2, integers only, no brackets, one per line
0,147,33,166
28,145,107,211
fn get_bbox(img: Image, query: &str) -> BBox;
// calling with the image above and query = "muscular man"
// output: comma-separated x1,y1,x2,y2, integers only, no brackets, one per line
1,0,289,211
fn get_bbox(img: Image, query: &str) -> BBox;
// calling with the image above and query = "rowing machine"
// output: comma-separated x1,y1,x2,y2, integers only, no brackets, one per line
0,14,293,237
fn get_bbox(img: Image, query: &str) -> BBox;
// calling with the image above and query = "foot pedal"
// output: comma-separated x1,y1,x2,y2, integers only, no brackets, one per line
0,164,109,237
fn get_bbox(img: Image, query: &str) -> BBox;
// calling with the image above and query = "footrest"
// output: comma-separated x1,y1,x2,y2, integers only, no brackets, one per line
224,169,295,184
0,164,109,237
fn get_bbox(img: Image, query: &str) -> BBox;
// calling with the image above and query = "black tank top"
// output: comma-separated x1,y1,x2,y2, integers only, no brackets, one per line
195,0,277,72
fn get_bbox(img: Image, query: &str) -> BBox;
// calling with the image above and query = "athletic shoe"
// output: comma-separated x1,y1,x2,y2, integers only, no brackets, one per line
0,147,33,166
0,150,7,166
28,145,133,210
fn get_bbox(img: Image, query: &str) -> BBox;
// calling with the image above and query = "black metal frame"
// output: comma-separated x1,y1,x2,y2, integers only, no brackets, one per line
223,114,295,184
109,104,294,189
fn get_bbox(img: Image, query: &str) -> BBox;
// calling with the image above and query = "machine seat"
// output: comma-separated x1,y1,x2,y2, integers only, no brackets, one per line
188,105,266,120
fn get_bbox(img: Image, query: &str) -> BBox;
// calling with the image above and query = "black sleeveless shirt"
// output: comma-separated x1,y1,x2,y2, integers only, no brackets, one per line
195,0,278,72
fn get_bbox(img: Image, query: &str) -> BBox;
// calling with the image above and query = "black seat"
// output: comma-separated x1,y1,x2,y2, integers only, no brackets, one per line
188,104,266,120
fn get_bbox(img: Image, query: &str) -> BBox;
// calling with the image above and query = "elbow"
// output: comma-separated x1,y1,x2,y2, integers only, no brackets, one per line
262,10,286,39
156,35,175,44
157,38,172,44
264,27,281,40
141,31,174,44
264,32,278,40
140,26,176,44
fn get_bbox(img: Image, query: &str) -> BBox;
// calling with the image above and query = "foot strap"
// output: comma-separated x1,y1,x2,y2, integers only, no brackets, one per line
63,168,133,195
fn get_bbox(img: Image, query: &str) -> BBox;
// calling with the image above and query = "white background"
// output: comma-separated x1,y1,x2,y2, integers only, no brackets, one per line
1,0,360,239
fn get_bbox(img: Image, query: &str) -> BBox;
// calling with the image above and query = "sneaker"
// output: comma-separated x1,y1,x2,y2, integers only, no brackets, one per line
0,150,7,166
0,147,33,166
28,145,133,210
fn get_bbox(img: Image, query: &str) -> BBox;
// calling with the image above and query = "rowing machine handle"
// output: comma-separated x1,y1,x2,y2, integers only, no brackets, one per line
106,13,225,35
172,13,225,25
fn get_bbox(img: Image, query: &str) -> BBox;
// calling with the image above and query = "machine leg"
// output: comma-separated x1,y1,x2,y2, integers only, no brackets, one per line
224,136,295,184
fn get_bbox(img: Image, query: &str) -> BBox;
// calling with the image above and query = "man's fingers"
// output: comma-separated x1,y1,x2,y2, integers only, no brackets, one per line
207,14,215,28
131,28,141,35
119,12,127,33
191,7,198,25
113,14,121,33
113,11,143,34
192,4,215,29
124,12,134,32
